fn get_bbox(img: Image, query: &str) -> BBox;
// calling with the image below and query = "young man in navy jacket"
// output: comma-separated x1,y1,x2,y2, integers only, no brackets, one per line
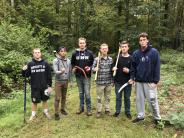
129,33,161,124
71,37,94,116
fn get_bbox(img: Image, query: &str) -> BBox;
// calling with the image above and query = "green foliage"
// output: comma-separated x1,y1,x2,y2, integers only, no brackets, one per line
168,111,184,129
0,21,46,95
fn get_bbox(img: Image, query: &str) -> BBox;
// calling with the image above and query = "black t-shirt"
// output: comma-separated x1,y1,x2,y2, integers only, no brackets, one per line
113,55,132,84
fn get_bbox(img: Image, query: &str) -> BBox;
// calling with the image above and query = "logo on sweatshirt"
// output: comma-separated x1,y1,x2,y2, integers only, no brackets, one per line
31,65,46,73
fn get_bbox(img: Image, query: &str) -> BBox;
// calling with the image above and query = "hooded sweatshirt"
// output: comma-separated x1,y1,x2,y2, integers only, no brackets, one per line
71,48,94,78
130,45,160,84
53,56,71,82
22,59,52,90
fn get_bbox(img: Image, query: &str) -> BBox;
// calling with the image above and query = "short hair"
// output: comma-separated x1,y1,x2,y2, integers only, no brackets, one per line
100,43,108,48
120,40,129,47
138,32,149,40
57,46,67,53
32,48,41,53
78,37,86,42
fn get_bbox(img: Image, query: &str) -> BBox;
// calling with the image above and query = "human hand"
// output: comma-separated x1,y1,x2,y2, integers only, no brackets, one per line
84,66,90,72
112,67,117,71
94,67,98,72
72,68,76,73
123,67,129,74
61,68,65,74
47,87,52,93
128,79,134,85
22,65,28,70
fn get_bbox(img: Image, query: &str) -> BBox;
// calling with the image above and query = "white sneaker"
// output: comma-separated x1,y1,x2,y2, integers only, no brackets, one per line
44,113,51,119
29,115,36,122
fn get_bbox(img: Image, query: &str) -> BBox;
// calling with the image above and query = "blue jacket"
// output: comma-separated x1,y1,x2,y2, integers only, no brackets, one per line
131,45,160,84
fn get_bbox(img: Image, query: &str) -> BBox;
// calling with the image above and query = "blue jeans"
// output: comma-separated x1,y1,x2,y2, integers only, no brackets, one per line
115,83,132,114
76,76,91,112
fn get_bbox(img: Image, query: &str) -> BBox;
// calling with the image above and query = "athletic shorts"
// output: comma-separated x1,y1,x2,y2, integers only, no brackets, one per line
31,88,49,103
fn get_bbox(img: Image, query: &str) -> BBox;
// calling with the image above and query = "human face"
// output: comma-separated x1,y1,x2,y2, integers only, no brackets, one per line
120,44,129,54
78,39,86,50
58,49,67,58
139,37,149,49
100,45,108,56
33,49,41,60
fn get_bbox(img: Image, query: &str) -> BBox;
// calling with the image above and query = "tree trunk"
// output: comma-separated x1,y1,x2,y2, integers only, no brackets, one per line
11,0,15,8
55,0,60,14
173,0,184,49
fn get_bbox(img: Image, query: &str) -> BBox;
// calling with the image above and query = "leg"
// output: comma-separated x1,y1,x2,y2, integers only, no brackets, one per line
76,77,85,111
96,85,104,113
135,82,145,119
30,88,40,120
31,102,37,116
124,85,132,115
61,82,68,111
115,83,123,114
54,82,61,114
42,101,48,110
104,85,112,112
144,83,161,120
84,77,91,112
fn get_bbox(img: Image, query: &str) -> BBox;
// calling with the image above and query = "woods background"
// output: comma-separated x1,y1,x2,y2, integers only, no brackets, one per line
0,0,184,94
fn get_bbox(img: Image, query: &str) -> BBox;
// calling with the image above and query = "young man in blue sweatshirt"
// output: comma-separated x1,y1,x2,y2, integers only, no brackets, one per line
71,37,94,116
129,33,161,124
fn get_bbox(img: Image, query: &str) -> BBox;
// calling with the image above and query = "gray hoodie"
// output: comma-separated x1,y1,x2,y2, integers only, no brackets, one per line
53,57,71,82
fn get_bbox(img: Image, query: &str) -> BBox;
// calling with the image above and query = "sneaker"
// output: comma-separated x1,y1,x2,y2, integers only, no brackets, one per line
113,112,120,117
154,119,161,125
132,118,144,123
105,111,110,115
55,113,60,121
87,111,92,116
29,115,36,122
76,109,84,114
126,114,132,119
61,109,68,115
96,112,101,118
44,113,51,119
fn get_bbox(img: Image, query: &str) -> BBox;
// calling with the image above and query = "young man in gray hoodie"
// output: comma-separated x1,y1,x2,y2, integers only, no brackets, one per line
53,46,71,120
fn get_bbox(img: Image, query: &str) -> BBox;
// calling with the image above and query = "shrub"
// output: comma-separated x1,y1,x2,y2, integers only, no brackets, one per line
0,21,46,95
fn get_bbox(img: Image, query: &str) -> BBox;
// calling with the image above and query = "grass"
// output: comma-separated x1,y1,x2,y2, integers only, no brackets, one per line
0,49,184,138
0,82,182,138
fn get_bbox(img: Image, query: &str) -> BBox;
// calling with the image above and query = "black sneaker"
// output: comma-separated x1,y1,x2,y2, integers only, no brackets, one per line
61,109,68,115
113,112,120,117
105,111,110,115
132,118,144,123
55,113,60,121
126,114,132,119
76,109,84,114
154,119,161,125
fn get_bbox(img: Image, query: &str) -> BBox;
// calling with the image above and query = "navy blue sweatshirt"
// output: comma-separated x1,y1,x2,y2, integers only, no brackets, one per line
131,45,160,84
71,48,94,78
22,59,52,90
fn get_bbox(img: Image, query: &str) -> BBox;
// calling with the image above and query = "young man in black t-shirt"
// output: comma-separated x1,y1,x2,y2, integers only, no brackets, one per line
112,41,132,119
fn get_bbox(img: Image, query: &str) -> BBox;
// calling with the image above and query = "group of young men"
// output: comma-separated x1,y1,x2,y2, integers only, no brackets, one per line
22,32,161,125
